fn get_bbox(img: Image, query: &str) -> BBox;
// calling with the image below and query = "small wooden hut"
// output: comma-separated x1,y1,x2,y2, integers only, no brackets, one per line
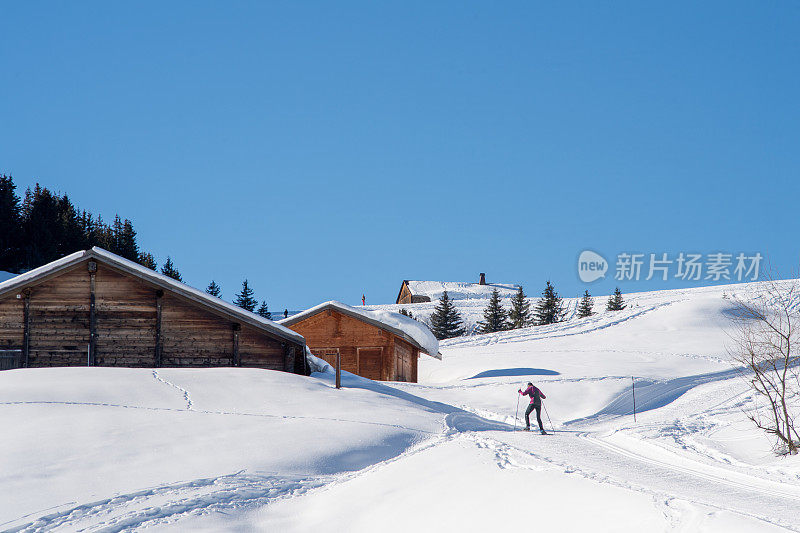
280,301,439,383
0,248,306,373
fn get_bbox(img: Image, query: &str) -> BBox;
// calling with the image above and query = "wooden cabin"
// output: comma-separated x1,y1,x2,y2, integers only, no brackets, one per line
396,274,521,305
280,301,439,383
0,248,307,373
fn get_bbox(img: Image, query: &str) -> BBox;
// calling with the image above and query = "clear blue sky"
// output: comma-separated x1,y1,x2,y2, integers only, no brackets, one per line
2,2,799,309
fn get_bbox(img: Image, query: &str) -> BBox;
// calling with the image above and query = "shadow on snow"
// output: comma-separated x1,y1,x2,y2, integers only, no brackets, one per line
313,370,512,434
467,367,560,379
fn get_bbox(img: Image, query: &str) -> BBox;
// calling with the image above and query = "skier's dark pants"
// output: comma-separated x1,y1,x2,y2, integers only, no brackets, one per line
525,403,544,431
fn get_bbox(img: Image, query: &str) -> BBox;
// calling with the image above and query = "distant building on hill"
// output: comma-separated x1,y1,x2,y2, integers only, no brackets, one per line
395,274,520,304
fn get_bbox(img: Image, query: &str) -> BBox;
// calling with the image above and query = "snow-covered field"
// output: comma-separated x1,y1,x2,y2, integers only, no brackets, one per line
2,281,799,531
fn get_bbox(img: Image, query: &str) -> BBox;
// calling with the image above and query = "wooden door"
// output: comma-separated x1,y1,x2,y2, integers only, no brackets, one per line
357,347,383,380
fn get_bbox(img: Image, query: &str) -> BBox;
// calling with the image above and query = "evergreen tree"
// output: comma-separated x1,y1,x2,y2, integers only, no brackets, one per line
90,215,113,250
55,194,85,258
606,287,627,311
110,215,125,255
118,219,139,261
138,252,157,270
399,308,413,318
257,301,271,319
161,257,182,282
508,286,531,329
21,184,61,268
534,281,565,325
0,175,22,272
234,279,258,312
429,290,466,339
206,280,222,298
477,288,510,333
78,210,94,246
577,290,594,318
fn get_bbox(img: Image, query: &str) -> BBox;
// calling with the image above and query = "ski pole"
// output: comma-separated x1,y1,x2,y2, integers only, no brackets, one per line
513,392,521,431
543,402,555,434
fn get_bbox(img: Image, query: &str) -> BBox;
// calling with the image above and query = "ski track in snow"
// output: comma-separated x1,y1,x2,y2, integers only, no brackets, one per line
464,430,800,532
5,472,332,533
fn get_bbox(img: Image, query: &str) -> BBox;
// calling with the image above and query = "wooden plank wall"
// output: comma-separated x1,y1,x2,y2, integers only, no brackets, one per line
0,258,305,372
287,309,417,382
95,265,156,367
397,282,413,305
27,266,91,366
394,338,415,382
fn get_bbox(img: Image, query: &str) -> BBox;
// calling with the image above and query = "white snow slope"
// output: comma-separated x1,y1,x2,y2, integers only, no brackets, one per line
2,281,800,532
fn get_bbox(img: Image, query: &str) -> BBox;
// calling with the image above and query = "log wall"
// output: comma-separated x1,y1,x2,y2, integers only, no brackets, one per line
288,309,420,382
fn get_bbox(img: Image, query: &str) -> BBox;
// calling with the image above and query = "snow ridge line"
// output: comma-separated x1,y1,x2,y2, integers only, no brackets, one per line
0,400,439,434
152,370,193,410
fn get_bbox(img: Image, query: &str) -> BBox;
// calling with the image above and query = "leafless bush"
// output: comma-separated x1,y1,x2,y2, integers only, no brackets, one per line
728,275,800,455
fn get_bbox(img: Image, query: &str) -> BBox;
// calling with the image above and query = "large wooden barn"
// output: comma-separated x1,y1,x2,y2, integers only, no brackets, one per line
0,248,307,373
279,301,439,383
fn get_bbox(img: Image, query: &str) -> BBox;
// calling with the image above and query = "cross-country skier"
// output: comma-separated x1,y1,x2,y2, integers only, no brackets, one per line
518,382,547,434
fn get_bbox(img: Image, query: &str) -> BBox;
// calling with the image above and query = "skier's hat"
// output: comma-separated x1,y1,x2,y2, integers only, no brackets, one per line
527,382,533,386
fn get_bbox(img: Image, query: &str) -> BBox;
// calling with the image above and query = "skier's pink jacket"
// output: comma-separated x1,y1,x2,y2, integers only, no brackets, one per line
519,385,545,405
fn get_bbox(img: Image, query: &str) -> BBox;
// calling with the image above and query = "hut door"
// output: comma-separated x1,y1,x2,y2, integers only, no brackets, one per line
357,347,383,380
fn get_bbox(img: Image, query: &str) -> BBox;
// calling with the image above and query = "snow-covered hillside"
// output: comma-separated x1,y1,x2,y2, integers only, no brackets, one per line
2,280,799,531
367,281,774,335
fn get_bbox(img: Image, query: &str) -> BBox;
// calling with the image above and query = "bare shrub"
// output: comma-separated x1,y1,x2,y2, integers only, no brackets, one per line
728,275,800,455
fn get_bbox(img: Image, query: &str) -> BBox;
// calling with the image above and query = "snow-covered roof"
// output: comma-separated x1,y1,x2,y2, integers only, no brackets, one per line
0,248,305,346
405,280,520,301
280,300,441,359
0,271,16,283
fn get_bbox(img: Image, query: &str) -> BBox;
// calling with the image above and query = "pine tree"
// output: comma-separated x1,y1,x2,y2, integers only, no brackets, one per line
478,288,510,333
79,210,94,247
118,219,139,261
91,215,113,250
508,286,531,329
0,175,22,272
429,290,466,339
399,308,414,319
577,290,594,318
161,257,182,282
606,287,627,311
234,279,258,312
21,184,61,268
206,280,222,298
56,194,84,258
257,301,271,319
110,215,125,255
138,252,157,270
534,281,565,325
